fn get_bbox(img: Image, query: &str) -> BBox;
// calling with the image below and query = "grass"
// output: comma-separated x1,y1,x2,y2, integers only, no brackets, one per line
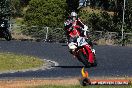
28,85,132,88
15,17,24,26
0,53,44,71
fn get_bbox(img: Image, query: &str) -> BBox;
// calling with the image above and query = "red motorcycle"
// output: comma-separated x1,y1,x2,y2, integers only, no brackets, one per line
67,22,97,67
68,36,97,67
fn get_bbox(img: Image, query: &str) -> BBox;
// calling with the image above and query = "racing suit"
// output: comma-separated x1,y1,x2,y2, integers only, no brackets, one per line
64,16,87,42
64,16,95,64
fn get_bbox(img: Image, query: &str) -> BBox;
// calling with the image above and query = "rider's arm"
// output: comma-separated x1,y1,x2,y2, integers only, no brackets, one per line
64,22,72,30
77,18,89,36
64,21,72,40
77,18,85,29
77,18,88,31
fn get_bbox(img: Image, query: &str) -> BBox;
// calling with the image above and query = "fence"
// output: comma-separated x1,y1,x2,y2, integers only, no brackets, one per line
12,25,132,46
12,25,67,43
90,31,132,46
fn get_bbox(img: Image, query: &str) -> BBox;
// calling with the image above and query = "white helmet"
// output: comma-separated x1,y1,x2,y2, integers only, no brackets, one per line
71,12,77,17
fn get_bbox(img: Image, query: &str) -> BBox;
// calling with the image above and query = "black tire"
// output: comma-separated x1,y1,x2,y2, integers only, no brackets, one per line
91,59,97,67
4,30,12,41
78,51,91,67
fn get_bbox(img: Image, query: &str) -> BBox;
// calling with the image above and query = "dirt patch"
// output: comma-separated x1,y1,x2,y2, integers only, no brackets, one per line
0,77,131,88
0,78,79,88
11,32,35,41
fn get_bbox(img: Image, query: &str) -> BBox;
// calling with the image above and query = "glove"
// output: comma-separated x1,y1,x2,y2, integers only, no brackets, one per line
82,25,88,31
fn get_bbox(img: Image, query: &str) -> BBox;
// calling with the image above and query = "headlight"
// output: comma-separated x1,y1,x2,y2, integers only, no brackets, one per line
1,24,4,27
68,42,77,50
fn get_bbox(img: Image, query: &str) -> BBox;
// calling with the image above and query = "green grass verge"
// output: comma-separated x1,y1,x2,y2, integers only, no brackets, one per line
0,53,44,71
28,85,132,88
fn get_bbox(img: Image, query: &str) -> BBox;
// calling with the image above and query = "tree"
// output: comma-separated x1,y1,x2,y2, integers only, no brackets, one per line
20,0,30,7
124,0,132,32
10,0,22,17
0,0,24,17
88,12,101,31
0,0,11,16
24,0,67,27
66,0,79,12
23,0,68,39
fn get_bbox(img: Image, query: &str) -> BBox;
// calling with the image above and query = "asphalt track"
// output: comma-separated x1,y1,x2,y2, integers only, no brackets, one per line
0,40,132,79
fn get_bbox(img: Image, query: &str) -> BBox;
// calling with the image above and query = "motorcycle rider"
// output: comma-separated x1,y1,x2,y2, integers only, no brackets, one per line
0,16,9,30
64,12,88,42
64,12,94,46
64,12,96,67
64,11,94,47
0,16,12,41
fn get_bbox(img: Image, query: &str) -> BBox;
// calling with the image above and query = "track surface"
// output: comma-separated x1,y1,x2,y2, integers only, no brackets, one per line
0,40,132,79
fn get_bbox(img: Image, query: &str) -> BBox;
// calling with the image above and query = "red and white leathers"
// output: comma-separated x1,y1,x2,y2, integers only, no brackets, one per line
64,16,95,64
64,16,88,40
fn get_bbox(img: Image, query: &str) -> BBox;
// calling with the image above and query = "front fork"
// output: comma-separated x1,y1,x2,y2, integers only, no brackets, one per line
84,45,96,63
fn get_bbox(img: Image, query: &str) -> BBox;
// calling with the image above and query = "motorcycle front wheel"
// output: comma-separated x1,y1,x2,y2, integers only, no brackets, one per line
4,30,12,41
78,51,91,67
91,54,97,67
